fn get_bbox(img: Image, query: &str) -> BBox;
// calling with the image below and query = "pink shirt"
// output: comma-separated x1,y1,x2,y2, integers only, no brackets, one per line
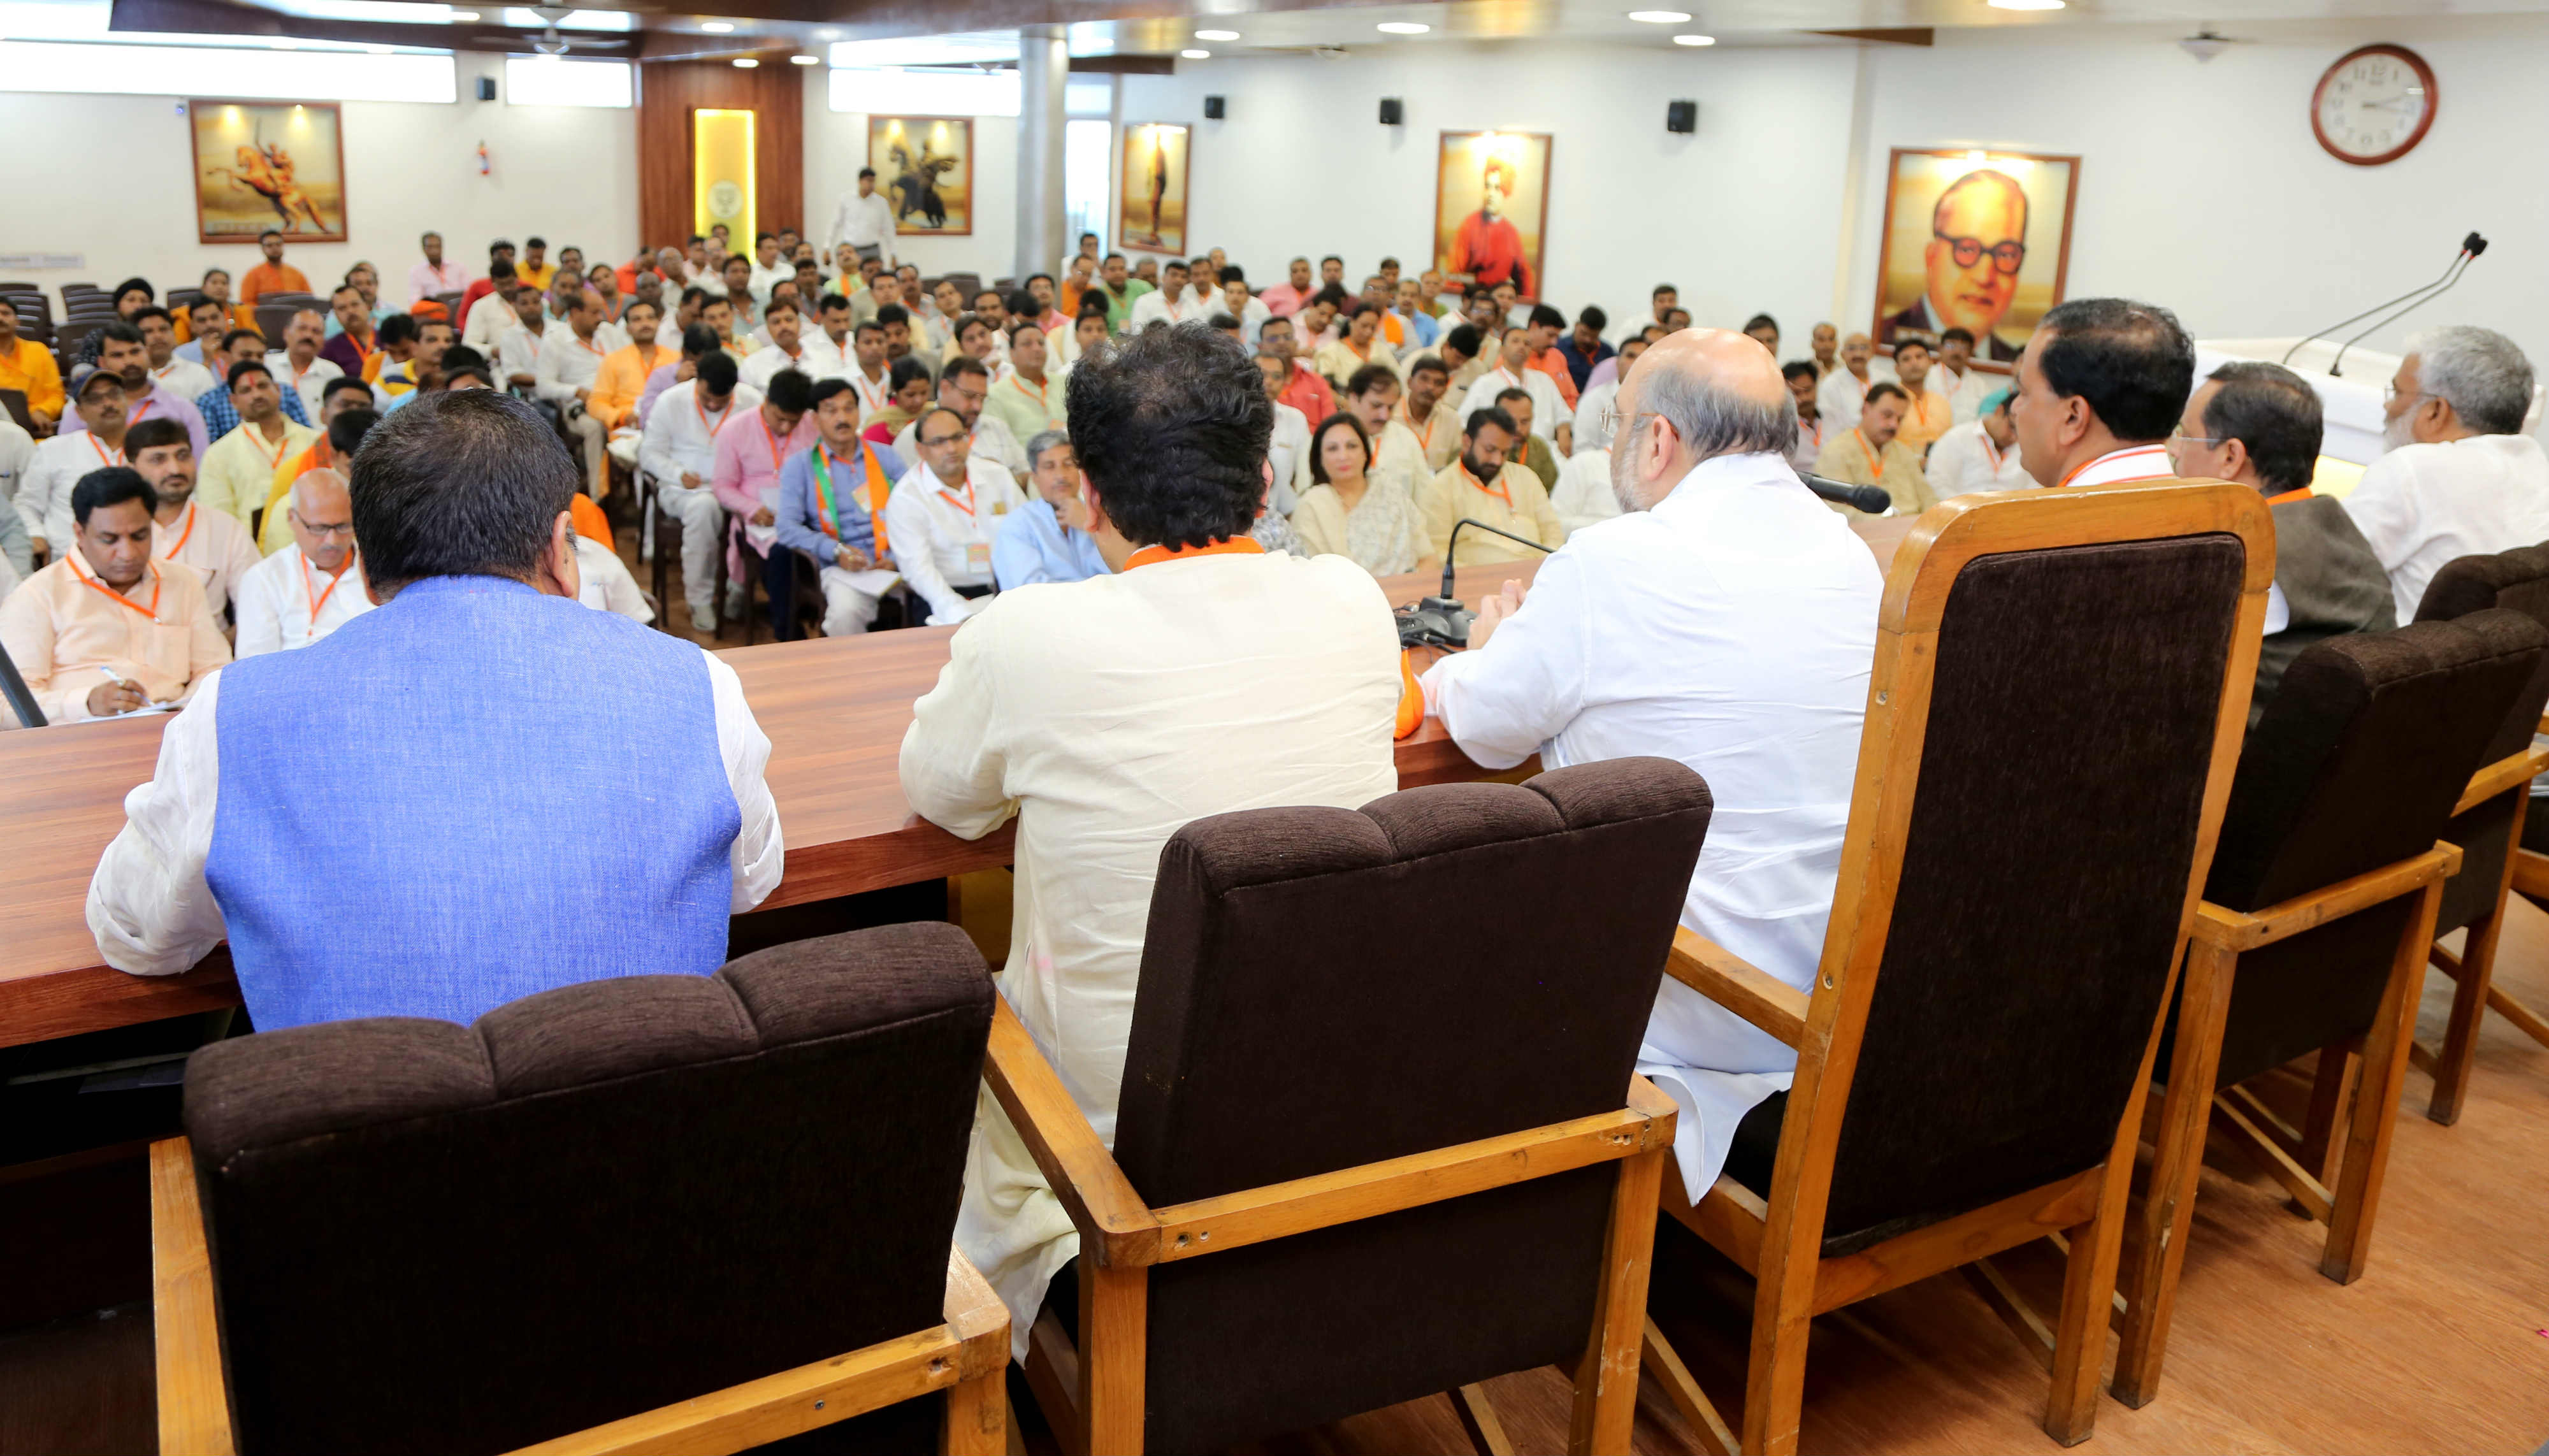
711,407,819,572
1259,282,1310,319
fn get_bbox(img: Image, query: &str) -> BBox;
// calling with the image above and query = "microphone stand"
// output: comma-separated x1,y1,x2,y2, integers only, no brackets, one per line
2328,240,2483,379
0,638,47,730
2283,233,2485,375
1401,519,1557,649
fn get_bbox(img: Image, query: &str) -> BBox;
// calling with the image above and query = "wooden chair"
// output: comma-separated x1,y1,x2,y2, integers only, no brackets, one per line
152,923,1007,1455
2406,545,2549,1121
1640,481,2273,1453
2109,611,2549,1407
992,760,1714,1455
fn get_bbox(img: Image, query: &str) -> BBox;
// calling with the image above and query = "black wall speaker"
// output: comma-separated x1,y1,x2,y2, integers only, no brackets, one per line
1378,97,1404,126
1203,95,1226,119
475,76,498,102
1666,99,1696,133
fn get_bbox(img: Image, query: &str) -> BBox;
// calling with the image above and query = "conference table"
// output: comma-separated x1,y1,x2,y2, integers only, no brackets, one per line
0,517,1916,1049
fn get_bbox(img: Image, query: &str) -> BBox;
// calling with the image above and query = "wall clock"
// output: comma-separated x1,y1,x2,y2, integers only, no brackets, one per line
2311,43,2436,166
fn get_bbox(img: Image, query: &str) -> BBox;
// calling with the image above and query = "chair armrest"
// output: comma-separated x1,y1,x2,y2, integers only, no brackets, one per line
943,1246,1011,1380
2192,842,2463,951
2453,743,2549,818
1663,926,1808,1048
981,998,1159,1263
2513,847,2549,902
151,1137,235,1456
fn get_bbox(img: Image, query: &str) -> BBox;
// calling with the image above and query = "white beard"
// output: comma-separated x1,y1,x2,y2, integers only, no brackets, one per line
2382,408,2417,453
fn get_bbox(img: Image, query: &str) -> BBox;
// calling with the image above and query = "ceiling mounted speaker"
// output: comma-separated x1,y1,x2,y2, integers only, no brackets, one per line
1203,94,1226,119
1666,99,1697,133
1378,97,1404,125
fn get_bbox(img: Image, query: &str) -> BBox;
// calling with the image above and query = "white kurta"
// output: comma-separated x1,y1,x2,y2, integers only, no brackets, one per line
264,352,342,426
1549,446,1621,536
1815,364,1893,432
900,548,1403,1355
1456,363,1573,433
2341,433,2549,619
881,458,1027,624
152,358,216,408
740,340,843,394
574,536,653,622
1266,401,1310,515
1420,450,1883,1197
231,544,374,656
153,502,263,620
1926,419,2033,498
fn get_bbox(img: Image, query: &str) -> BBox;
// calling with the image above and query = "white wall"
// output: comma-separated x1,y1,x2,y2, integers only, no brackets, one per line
0,52,637,308
805,80,1018,280
1122,43,1863,348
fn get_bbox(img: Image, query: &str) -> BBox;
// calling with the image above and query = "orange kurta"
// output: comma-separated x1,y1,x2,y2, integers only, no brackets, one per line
239,262,312,305
0,336,65,420
590,343,669,432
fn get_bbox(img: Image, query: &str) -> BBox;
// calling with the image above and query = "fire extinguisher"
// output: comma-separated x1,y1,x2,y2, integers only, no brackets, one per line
477,141,491,177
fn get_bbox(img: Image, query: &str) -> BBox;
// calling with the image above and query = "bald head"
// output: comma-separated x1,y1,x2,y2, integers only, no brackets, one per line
1610,327,1799,513
288,466,357,573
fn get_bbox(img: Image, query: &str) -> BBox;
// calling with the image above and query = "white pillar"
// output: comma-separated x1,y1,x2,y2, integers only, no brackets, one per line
1015,26,1069,285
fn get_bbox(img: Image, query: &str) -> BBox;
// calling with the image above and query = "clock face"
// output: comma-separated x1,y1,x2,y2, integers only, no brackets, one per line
2312,44,2436,166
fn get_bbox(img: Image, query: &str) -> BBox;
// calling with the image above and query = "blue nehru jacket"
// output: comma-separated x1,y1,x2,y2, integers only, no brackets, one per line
204,575,739,1030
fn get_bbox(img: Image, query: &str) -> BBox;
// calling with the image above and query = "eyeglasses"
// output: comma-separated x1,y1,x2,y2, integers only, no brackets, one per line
2383,385,2427,408
920,433,971,449
291,515,356,538
1934,231,2027,275
2163,431,2224,457
1598,407,1661,438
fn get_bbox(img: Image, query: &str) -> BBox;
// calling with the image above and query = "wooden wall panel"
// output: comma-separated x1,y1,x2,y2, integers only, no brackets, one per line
634,61,805,252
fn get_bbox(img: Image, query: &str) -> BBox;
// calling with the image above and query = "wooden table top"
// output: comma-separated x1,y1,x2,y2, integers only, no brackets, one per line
0,521,1909,1047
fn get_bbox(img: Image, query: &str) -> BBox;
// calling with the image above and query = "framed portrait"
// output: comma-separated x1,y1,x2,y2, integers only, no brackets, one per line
1872,148,2079,364
1118,123,1190,256
1433,131,1552,301
189,99,347,244
869,116,972,236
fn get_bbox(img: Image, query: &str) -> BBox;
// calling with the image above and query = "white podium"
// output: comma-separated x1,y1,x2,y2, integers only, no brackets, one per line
2197,337,2549,472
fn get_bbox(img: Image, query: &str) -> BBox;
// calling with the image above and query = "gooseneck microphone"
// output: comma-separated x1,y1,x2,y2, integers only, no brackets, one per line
0,640,45,729
2283,232,2487,377
1397,519,1559,649
1801,474,1898,515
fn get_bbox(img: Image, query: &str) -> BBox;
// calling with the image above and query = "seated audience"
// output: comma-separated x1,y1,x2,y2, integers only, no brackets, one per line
1315,302,1401,388
1,467,229,722
257,384,380,553
231,467,372,656
64,322,210,460
1886,336,1956,454
1259,315,1335,428
885,405,1029,625
1416,407,1566,566
986,321,1064,445
1814,382,1935,516
590,297,669,468
1550,442,1619,537
1394,354,1462,473
2011,297,2190,489
901,323,1400,1346
2171,360,2395,714
20,371,133,565
1457,325,1574,454
529,285,612,499
197,329,312,438
1924,387,2031,496
1292,412,1427,576
1556,306,1612,392
774,376,904,637
364,314,427,398
892,356,1030,480
712,366,818,639
173,297,231,366
640,346,759,634
1333,362,1427,491
1127,259,1202,330
837,317,895,417
863,354,935,446
572,532,652,623
407,228,468,307
136,306,215,405
0,296,64,428
198,361,319,530
1218,267,1272,343
2342,325,2549,615
1421,328,1883,1200
1522,303,1581,407
126,418,259,620
1814,330,1893,431
992,429,1108,589
86,390,782,1027
740,294,834,393
1936,326,1991,421
637,319,714,426
238,230,309,306
0,417,29,583
1580,332,1649,454
266,309,342,423
1256,347,1313,509
317,285,382,378
1742,313,1780,357
1498,386,1563,491
72,278,155,373
1807,320,1839,377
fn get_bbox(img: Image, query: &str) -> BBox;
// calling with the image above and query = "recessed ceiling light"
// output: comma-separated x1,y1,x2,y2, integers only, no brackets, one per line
1628,10,1694,22
1673,32,1714,44
1195,28,1238,40
700,20,733,32
732,55,756,66
1986,0,2065,8
790,52,818,63
1376,20,1429,33
1180,48,1210,58
450,8,480,18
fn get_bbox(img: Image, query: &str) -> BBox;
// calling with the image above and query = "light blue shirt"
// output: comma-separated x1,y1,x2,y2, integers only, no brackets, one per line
992,498,1110,589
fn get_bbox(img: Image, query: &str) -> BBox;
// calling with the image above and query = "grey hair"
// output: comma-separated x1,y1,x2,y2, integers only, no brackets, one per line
2410,326,2535,436
1025,428,1071,468
1645,355,1798,462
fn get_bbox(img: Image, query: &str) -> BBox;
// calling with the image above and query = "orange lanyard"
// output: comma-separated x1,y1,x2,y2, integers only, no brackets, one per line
87,434,123,470
127,395,155,426
160,503,197,558
300,549,356,635
1463,465,1512,510
71,556,160,620
1008,375,1044,406
695,394,729,438
1123,537,1267,570
937,475,978,518
575,334,605,360
2056,445,2171,488
756,414,788,472
1854,429,1882,475
247,421,292,472
1980,433,2004,472
2265,487,2314,504
1909,394,1938,429
1409,407,1438,450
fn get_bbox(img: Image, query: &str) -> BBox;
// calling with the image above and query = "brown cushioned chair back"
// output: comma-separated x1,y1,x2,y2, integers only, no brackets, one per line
1817,535,2244,1255
2192,612,2548,1088
184,923,993,1456
2412,544,2549,933
1109,758,1711,1452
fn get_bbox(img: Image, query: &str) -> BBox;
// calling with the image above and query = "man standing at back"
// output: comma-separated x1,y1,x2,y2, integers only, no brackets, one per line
1419,328,1883,1206
2010,297,2189,490
2341,325,2549,617
903,324,1402,1350
88,390,783,1030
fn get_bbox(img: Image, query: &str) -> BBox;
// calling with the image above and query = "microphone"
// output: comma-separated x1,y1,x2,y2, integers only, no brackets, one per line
1399,519,1557,649
0,639,46,730
2329,231,2485,379
2283,232,2485,376
1802,473,1896,515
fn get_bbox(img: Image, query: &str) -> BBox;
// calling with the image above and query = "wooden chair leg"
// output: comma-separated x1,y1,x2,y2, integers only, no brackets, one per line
2325,878,2444,1283
1079,1261,1147,1456
2112,937,2237,1410
1451,1384,1517,1456
2044,1160,2130,1447
2296,1042,2360,1188
1568,1146,1663,1456
941,1357,1007,1456
2428,911,2505,1126
1739,1272,1815,1456
1640,1318,1736,1456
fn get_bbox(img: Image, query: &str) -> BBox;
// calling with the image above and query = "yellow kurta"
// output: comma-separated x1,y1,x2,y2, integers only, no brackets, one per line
0,336,65,422
1814,428,1938,518
1416,459,1568,566
0,556,231,723
199,418,317,531
899,549,1403,1353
